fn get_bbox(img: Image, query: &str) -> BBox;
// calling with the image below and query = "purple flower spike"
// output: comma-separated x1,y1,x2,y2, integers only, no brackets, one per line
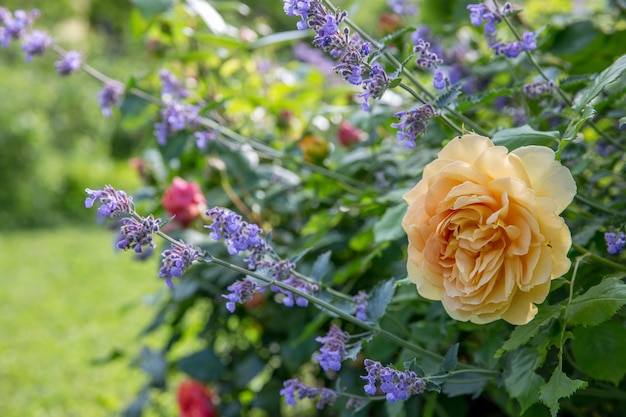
391,103,438,148
605,232,626,255
315,324,350,372
21,29,51,61
55,51,82,75
158,241,203,288
85,185,134,218
222,279,261,313
361,359,426,402
280,378,338,410
353,290,369,320
97,82,124,117
116,214,161,253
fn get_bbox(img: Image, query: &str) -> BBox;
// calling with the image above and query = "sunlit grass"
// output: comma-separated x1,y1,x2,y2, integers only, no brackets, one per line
0,226,170,417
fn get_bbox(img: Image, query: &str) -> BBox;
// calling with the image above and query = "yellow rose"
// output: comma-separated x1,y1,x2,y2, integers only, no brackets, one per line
402,134,576,325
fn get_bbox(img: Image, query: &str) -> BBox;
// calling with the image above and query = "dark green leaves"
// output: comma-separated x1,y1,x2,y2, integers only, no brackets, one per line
573,53,626,112
571,321,626,385
491,125,560,150
366,278,398,323
565,277,626,326
374,204,407,244
496,304,562,358
540,369,587,417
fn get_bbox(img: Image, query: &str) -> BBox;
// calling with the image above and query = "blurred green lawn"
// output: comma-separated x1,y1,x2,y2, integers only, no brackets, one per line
0,226,167,417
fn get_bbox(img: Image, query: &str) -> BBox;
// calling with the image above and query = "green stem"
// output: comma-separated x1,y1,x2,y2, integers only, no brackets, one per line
573,194,623,217
571,243,626,271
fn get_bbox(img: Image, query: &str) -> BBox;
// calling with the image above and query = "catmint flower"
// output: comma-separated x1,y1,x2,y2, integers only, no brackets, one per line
85,185,133,218
154,101,200,145
116,214,161,253
433,69,448,90
280,378,338,409
391,103,438,148
194,130,216,148
158,241,203,288
283,0,312,31
0,8,39,48
387,0,417,16
315,324,350,372
352,290,368,320
159,68,190,100
523,80,555,98
272,274,318,307
361,359,426,402
414,39,443,69
21,29,51,61
55,51,82,75
357,64,391,111
97,82,124,117
605,231,626,255
521,31,537,50
223,279,262,312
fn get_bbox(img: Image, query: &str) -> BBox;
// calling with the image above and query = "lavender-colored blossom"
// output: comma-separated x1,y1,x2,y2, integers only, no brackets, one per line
55,51,82,75
353,290,368,320
158,241,203,288
361,359,426,402
521,31,537,50
194,130,216,148
154,101,200,145
97,82,124,117
116,214,161,253
387,0,417,15
159,69,190,100
356,64,391,111
605,232,626,255
292,42,336,76
315,324,350,372
85,185,133,218
433,69,448,90
223,279,261,312
0,8,39,48
272,274,319,307
391,103,438,148
523,80,555,98
280,378,338,410
283,0,312,31
21,29,51,61
414,39,443,69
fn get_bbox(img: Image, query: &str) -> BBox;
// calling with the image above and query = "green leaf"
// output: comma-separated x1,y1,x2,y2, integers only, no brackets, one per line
539,368,587,417
491,125,560,150
374,204,407,244
366,278,397,323
177,348,224,382
440,343,459,374
565,277,626,326
571,321,626,385
434,83,463,109
442,372,491,398
388,77,403,89
561,104,596,142
310,251,332,283
505,347,545,413
248,30,312,50
496,304,562,358
573,53,626,112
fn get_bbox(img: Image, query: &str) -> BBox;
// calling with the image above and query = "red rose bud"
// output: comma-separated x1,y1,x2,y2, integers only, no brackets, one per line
177,380,218,417
338,121,363,147
162,177,207,228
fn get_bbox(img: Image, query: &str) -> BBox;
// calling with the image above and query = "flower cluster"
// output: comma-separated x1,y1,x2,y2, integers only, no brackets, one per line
387,0,417,16
85,185,134,218
315,324,350,372
97,82,125,118
154,69,215,147
116,214,161,254
207,207,319,310
467,2,536,58
352,290,369,320
283,0,392,111
361,359,426,402
223,279,262,313
55,51,82,75
158,241,204,289
523,79,555,98
605,231,625,255
280,378,338,409
391,103,438,148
